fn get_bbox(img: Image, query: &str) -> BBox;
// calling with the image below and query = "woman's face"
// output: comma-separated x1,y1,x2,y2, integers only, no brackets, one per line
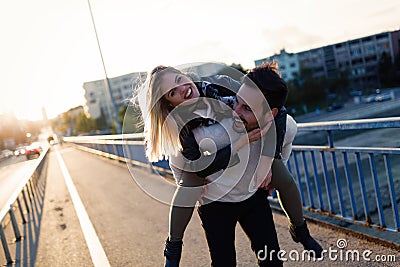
160,71,200,107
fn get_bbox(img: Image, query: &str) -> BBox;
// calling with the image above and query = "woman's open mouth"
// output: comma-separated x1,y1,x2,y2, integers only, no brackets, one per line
184,87,192,99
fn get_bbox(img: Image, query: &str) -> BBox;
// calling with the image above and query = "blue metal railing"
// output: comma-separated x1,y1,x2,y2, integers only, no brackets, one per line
288,117,400,233
63,117,400,233
0,147,49,264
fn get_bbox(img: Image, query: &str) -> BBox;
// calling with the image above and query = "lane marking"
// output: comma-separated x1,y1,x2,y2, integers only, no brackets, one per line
55,147,111,267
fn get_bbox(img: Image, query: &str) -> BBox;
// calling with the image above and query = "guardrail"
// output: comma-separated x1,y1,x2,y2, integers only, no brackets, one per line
289,117,400,234
0,147,49,264
63,117,400,236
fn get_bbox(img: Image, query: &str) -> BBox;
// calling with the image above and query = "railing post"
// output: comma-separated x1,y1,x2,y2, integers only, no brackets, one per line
301,151,314,208
327,130,334,148
9,205,22,241
293,151,306,205
16,198,27,224
22,188,30,213
0,225,13,264
369,153,386,228
29,179,35,198
383,154,400,231
355,152,371,224
310,151,324,211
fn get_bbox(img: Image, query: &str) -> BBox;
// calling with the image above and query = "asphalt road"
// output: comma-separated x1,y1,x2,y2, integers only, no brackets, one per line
2,145,393,266
0,155,38,209
295,90,400,123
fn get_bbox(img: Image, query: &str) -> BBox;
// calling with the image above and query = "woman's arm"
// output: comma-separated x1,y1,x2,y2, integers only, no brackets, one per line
180,128,240,178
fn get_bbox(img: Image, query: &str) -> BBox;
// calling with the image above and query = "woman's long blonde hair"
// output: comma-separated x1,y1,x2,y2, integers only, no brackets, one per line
141,66,185,162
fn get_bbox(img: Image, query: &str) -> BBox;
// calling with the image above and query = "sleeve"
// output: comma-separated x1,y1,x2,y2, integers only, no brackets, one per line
180,128,240,178
201,74,241,95
267,106,287,159
281,115,297,165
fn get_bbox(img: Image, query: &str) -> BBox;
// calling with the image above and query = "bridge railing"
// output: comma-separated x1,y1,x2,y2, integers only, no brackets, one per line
289,117,400,234
63,117,400,234
0,147,49,264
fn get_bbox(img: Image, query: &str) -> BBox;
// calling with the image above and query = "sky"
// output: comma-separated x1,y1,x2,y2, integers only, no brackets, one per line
0,0,399,121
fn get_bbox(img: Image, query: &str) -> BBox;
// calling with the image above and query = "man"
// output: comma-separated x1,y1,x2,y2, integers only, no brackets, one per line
165,62,321,266
200,62,322,258
233,62,322,257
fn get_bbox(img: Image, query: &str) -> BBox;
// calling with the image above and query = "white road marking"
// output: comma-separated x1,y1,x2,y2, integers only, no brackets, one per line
55,147,111,267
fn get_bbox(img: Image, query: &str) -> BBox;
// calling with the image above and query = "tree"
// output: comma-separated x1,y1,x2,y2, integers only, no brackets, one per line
75,113,96,134
119,104,144,133
327,69,350,96
95,108,108,130
379,52,398,88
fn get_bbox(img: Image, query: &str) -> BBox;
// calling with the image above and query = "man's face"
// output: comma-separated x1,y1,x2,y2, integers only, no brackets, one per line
232,83,267,132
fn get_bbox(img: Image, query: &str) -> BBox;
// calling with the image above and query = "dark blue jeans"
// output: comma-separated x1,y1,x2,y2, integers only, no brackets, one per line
198,190,282,267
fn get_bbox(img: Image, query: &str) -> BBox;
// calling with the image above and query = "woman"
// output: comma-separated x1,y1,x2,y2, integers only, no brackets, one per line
139,65,281,266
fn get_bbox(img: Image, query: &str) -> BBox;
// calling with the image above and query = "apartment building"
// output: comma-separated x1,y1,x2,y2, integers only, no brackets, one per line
83,72,145,122
255,29,400,90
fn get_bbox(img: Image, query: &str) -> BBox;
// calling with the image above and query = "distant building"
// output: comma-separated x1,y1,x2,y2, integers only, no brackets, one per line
255,29,400,90
83,72,146,123
255,49,299,81
52,106,85,136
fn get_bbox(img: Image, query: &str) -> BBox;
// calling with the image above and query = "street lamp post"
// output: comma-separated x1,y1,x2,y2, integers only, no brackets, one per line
87,0,122,134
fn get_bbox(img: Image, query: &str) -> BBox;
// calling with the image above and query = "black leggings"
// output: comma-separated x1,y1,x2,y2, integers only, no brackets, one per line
198,190,282,267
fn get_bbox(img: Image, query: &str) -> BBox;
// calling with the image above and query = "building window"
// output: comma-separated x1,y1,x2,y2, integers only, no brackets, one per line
349,40,360,45
364,45,375,55
362,36,372,42
351,58,363,65
376,33,387,39
350,48,362,57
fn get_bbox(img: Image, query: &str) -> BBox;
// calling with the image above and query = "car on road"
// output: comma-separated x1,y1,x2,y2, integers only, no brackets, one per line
25,142,42,160
14,146,26,156
374,93,393,102
364,91,394,103
327,102,344,112
0,149,14,160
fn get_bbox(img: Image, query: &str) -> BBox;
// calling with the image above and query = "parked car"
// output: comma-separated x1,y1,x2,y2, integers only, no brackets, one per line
25,142,42,160
374,93,393,102
327,102,344,112
0,149,14,160
364,91,394,103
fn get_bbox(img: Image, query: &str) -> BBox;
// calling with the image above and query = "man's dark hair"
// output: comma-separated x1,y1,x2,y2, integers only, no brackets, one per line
243,61,288,108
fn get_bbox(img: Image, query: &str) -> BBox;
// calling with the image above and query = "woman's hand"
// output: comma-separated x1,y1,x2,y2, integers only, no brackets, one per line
233,128,260,151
